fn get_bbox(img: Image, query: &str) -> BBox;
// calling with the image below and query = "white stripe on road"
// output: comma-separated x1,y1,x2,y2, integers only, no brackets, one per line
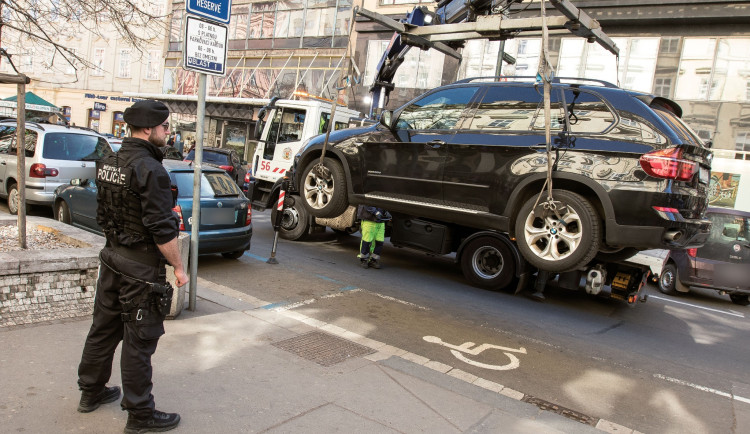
654,374,750,405
649,295,745,318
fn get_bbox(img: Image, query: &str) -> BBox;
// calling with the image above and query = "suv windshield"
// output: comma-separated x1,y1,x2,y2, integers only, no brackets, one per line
42,133,112,161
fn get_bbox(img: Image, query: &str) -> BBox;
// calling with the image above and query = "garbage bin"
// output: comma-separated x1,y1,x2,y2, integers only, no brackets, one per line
166,232,190,319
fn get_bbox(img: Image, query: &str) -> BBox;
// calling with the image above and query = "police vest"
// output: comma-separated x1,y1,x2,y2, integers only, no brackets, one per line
95,154,153,245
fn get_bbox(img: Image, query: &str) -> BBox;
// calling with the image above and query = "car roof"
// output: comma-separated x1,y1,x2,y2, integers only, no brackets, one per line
163,159,224,173
195,147,233,154
707,207,750,217
0,120,105,136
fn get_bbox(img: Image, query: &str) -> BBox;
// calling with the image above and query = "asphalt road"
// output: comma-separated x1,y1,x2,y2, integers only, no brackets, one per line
195,210,750,434
8,201,750,433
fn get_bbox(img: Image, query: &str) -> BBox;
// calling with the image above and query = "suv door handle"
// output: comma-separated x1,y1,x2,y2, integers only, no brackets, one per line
427,140,445,149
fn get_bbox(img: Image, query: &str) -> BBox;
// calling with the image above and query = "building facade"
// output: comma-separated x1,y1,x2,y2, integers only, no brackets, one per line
0,2,168,136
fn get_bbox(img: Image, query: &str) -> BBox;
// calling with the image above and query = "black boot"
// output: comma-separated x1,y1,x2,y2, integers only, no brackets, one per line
369,258,381,269
360,258,369,269
124,410,180,433
77,385,121,413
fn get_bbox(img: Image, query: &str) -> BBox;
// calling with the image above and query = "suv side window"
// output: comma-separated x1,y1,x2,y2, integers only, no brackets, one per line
560,89,615,134
0,126,15,154
468,86,544,132
9,130,38,157
396,86,479,130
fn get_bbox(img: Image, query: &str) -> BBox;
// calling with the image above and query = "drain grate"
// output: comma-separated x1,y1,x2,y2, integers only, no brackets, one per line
272,331,376,367
522,395,597,426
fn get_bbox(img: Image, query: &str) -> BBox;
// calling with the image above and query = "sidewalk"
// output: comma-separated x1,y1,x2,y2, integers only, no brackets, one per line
0,277,621,434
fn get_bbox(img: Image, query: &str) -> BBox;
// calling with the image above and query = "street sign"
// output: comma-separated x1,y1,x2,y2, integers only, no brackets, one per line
183,16,228,76
94,102,107,111
186,0,232,24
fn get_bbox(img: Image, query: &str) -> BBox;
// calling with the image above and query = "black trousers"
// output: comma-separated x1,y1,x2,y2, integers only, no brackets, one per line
77,247,167,418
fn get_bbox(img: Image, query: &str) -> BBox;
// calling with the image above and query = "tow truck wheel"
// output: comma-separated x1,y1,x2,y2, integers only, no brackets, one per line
460,236,515,291
729,294,749,306
515,190,600,272
301,158,348,218
657,263,679,295
271,194,309,241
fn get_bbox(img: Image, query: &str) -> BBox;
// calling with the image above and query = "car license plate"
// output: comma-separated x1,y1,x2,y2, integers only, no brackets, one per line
699,166,709,184
202,209,236,225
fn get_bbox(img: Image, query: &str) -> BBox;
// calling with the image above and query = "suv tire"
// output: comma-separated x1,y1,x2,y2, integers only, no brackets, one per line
300,158,348,218
460,236,515,290
7,183,24,215
272,194,309,241
729,294,750,306
515,190,600,272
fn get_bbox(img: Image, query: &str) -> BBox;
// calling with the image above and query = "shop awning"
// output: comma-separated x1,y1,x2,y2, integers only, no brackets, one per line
0,91,61,113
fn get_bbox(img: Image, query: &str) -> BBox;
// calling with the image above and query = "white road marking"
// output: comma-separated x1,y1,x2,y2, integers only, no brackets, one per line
649,295,745,318
424,335,526,370
654,374,750,405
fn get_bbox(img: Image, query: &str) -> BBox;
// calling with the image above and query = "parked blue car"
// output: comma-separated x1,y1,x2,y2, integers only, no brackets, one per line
53,160,252,259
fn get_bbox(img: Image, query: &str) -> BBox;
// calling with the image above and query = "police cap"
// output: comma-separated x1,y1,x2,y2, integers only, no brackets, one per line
123,100,169,128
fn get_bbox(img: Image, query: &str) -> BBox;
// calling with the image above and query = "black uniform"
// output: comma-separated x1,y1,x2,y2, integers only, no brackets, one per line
77,137,179,419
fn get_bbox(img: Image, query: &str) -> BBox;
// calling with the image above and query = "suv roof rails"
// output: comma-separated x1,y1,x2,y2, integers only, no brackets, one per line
453,76,618,88
0,119,46,131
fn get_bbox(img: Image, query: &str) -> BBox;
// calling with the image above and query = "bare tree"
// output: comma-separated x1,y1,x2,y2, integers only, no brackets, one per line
0,0,169,80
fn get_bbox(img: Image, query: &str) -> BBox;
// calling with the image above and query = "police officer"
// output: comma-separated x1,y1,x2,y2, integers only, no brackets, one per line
76,100,188,433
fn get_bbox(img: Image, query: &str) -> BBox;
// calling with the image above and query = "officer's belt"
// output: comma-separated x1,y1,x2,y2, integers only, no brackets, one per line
105,239,163,267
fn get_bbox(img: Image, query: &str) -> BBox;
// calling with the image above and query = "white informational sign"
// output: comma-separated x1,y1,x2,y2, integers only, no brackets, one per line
183,16,228,76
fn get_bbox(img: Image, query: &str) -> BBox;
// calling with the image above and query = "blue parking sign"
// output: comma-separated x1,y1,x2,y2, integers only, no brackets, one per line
186,0,232,25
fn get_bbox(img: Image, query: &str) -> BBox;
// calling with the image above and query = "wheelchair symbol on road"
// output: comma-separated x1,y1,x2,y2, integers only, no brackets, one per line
423,336,527,371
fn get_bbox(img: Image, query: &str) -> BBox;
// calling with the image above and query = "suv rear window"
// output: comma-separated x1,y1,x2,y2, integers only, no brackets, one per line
171,171,241,198
185,150,230,165
42,133,112,161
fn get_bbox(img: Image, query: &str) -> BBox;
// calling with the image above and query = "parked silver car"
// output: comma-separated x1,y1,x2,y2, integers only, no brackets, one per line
0,121,114,214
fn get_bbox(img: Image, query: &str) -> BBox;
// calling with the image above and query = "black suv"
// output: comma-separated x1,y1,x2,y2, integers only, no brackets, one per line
184,147,247,187
290,77,712,272
658,207,750,306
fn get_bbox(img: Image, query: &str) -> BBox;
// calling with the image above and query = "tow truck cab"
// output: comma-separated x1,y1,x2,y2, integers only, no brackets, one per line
247,99,360,212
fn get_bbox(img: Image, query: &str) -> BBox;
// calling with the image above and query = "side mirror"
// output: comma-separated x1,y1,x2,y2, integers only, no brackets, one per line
253,120,264,140
379,110,393,129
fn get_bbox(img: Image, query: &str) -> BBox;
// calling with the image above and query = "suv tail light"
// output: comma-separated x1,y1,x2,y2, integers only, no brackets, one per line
639,147,698,182
29,163,59,178
687,248,698,258
219,165,234,173
173,205,185,230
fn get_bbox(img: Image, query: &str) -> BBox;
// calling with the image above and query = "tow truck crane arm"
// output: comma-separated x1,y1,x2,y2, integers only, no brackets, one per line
357,0,618,118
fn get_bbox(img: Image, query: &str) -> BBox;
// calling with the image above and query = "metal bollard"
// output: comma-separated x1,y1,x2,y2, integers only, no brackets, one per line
267,177,289,264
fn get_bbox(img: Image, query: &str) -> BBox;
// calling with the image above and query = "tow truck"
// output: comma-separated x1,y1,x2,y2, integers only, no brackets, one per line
246,96,361,240
267,0,654,304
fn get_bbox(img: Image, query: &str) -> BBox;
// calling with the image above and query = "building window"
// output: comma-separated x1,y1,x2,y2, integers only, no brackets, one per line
736,131,750,152
21,50,34,72
170,9,183,42
65,48,77,75
654,77,672,98
117,49,131,78
364,40,444,90
229,5,248,40
62,106,72,124
660,37,680,54
676,38,750,102
92,48,105,76
558,37,658,93
146,50,160,80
